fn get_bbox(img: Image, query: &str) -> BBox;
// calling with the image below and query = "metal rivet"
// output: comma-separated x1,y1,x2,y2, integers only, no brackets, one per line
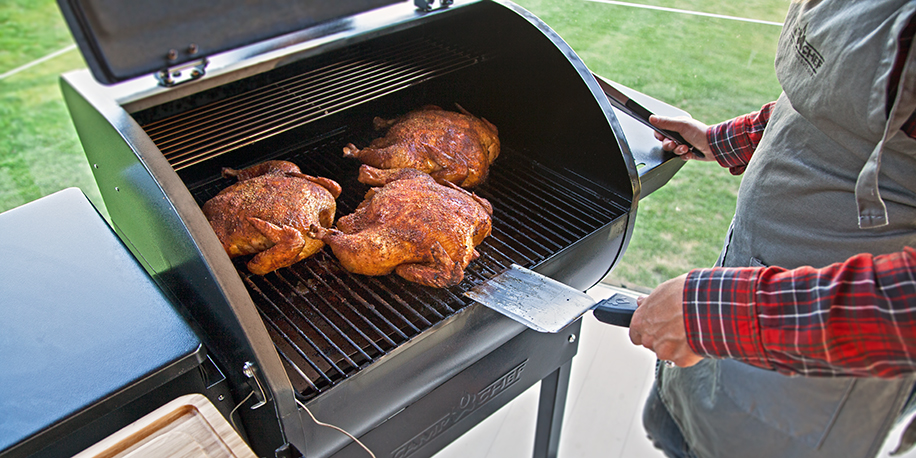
218,394,225,401
568,334,577,343
93,164,98,168
167,49,178,61
188,43,198,55
114,187,120,192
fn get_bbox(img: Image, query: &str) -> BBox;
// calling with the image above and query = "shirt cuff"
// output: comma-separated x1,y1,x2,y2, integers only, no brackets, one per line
683,267,773,369
707,123,748,175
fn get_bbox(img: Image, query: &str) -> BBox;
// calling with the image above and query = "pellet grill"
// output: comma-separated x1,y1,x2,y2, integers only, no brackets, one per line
36,0,686,456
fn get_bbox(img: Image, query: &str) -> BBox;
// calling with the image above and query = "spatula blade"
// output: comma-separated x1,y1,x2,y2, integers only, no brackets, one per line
464,264,597,333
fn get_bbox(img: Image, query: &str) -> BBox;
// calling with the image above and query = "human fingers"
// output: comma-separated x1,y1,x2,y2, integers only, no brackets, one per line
649,115,714,161
628,274,691,347
651,132,690,159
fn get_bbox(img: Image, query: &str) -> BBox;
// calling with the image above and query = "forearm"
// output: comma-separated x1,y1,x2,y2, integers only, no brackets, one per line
683,246,916,377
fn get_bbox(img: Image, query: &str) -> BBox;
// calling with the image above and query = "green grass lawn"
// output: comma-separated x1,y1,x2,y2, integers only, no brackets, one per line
0,0,786,290
0,0,96,211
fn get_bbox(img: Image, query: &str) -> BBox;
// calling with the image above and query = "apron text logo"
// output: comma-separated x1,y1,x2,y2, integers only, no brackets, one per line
792,23,824,75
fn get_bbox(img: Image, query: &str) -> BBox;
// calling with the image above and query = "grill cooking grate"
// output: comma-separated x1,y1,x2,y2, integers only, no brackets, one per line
191,129,627,400
142,37,487,171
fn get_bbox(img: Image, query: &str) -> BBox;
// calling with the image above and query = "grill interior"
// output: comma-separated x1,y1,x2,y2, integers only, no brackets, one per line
188,130,627,400
134,10,632,401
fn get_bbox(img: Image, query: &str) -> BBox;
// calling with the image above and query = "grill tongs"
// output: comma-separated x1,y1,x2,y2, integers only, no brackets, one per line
593,74,704,158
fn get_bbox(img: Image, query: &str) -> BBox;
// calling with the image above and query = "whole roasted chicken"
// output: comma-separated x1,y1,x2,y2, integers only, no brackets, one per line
202,160,341,275
308,167,493,288
343,104,500,188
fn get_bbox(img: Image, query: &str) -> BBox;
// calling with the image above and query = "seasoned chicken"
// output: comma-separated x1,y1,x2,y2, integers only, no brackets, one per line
343,104,499,188
308,167,493,288
202,160,341,275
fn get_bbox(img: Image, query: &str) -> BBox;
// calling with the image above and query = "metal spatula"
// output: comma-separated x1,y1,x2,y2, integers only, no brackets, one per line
464,264,638,333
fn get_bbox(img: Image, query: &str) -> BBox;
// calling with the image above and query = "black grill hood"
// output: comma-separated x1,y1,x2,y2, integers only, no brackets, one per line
57,0,404,84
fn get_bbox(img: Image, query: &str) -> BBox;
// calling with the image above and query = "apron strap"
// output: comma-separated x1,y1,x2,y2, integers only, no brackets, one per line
856,26,916,229
856,137,891,228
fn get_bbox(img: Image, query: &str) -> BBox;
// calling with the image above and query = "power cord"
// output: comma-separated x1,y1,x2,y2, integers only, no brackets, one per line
229,390,255,433
296,397,376,458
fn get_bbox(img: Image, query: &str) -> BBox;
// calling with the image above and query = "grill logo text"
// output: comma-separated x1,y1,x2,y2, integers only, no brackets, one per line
392,360,528,458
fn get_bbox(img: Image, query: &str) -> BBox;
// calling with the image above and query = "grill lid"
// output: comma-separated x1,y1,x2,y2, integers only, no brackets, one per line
56,0,405,85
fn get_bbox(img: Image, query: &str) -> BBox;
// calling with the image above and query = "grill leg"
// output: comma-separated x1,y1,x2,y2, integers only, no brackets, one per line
533,360,572,458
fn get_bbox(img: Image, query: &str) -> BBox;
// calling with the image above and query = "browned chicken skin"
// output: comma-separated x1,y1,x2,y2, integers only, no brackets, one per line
343,104,500,188
309,167,493,288
202,160,342,275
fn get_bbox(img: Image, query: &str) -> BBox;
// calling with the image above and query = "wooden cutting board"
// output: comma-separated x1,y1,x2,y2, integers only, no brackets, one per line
73,394,256,458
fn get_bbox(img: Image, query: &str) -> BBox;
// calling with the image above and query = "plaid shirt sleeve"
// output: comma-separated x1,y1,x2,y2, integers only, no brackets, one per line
706,102,775,175
683,246,916,378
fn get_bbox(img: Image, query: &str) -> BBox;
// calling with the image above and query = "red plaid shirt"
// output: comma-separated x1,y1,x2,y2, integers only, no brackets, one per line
686,98,916,377
685,248,916,378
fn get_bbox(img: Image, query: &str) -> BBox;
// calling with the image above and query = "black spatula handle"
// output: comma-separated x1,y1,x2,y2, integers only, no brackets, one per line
592,293,638,327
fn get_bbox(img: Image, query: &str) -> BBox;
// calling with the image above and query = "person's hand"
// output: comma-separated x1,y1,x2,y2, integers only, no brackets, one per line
649,115,714,162
629,273,704,367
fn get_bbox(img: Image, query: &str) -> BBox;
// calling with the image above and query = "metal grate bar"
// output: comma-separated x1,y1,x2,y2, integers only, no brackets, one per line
518,164,628,217
291,261,386,355
145,39,440,140
144,39,485,170
304,260,399,348
275,269,374,362
313,261,409,343
247,277,350,379
340,271,423,335
260,305,337,386
484,191,573,249
271,272,365,367
475,238,531,271
361,276,436,328
277,269,382,366
275,346,321,393
490,167,611,232
371,277,443,323
161,54,450,160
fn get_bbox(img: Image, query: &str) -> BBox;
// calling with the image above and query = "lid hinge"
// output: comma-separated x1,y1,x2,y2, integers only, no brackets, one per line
415,0,452,12
156,57,209,87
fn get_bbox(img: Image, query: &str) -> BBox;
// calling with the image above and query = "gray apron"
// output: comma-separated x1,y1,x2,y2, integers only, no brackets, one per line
658,1,916,457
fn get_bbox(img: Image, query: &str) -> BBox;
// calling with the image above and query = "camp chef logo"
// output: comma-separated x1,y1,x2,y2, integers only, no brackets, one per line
792,23,824,75
391,360,528,458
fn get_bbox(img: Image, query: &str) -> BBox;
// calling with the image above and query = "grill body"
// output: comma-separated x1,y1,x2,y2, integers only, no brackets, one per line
58,1,660,456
